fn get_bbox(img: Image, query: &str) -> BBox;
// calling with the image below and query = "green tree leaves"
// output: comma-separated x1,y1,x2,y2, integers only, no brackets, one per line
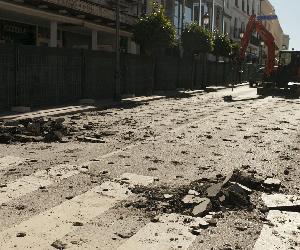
133,6,176,55
182,23,214,55
213,32,233,58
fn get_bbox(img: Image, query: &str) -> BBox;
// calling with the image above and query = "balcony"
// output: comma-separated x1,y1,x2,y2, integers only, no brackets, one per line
20,0,139,26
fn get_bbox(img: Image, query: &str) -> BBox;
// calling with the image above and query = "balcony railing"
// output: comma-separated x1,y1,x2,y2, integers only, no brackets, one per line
40,0,138,25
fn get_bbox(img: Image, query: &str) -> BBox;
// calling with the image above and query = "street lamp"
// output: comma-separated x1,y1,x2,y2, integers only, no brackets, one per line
260,41,264,65
115,0,121,101
203,13,209,29
239,32,244,85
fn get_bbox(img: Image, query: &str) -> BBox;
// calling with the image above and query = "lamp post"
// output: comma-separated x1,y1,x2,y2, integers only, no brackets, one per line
203,13,210,29
115,0,121,101
239,32,245,85
260,41,264,65
198,0,202,26
239,32,244,39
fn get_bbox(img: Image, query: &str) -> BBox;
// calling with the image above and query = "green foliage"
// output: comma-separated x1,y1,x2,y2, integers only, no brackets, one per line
133,5,176,55
213,32,232,58
181,23,214,54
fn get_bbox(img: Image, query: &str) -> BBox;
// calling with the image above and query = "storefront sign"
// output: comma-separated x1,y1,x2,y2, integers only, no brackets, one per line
42,0,136,25
257,15,278,21
0,19,36,45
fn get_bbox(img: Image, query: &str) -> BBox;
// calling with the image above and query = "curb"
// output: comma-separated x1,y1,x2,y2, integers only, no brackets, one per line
0,86,245,121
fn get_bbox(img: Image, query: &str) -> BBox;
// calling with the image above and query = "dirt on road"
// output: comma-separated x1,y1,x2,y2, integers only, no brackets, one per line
0,86,299,250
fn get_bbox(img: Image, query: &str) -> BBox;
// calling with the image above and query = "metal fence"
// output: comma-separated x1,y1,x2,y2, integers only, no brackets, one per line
0,44,255,111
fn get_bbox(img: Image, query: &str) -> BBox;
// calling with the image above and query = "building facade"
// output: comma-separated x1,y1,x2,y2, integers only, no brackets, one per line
160,0,261,58
282,34,290,50
224,0,262,60
0,0,145,53
162,0,288,61
261,0,288,51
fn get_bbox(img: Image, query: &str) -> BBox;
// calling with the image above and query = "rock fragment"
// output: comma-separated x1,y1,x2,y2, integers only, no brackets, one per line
263,178,281,191
51,240,67,249
192,198,212,216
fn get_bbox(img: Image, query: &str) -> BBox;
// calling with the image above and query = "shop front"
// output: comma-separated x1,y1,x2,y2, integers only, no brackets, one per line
0,19,36,45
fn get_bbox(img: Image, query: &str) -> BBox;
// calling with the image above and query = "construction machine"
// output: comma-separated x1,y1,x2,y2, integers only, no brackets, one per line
239,15,300,98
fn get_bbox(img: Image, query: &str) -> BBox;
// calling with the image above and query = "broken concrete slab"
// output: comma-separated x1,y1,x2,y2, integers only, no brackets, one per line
263,178,281,191
119,173,155,186
117,213,209,250
261,193,300,209
264,178,281,186
229,182,253,195
163,194,173,199
254,210,300,250
182,195,207,205
223,183,251,207
188,189,200,196
222,169,262,189
192,198,212,216
206,183,223,198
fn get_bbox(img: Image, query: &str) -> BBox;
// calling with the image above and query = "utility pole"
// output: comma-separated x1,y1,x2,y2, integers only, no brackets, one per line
211,0,215,32
181,0,185,35
177,0,181,36
115,0,121,101
198,0,202,26
222,0,225,34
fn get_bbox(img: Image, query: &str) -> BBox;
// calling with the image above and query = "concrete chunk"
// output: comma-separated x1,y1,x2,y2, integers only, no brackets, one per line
206,183,223,198
262,193,300,209
192,198,212,216
182,195,207,205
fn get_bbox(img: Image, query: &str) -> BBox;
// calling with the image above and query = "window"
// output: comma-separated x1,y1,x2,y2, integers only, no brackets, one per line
235,0,239,8
247,0,249,14
242,0,245,12
280,52,292,66
252,0,255,15
234,18,238,38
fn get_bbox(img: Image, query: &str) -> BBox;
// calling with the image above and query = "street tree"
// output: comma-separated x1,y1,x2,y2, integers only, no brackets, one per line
181,23,214,55
133,5,176,56
213,32,232,59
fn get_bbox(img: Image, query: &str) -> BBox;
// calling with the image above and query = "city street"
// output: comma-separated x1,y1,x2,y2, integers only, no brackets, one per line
0,85,299,249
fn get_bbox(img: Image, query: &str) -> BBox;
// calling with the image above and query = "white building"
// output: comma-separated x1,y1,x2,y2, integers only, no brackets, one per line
224,0,261,59
0,0,143,53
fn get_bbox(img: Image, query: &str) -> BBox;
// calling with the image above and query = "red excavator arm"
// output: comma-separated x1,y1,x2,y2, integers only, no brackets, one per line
239,15,276,76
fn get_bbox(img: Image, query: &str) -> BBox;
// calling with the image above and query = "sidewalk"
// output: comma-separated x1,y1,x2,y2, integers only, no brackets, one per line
0,85,247,121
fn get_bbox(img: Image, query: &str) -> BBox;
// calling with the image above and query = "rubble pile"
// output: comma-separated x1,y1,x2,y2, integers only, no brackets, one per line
0,118,69,144
223,95,233,102
127,169,265,219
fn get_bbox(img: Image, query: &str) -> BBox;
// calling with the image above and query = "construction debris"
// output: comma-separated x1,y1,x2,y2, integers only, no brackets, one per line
263,178,281,191
0,118,69,143
223,95,233,102
128,169,263,219
192,198,212,216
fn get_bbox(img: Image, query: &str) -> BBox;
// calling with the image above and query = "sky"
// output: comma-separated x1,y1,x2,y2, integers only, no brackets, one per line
269,0,299,50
